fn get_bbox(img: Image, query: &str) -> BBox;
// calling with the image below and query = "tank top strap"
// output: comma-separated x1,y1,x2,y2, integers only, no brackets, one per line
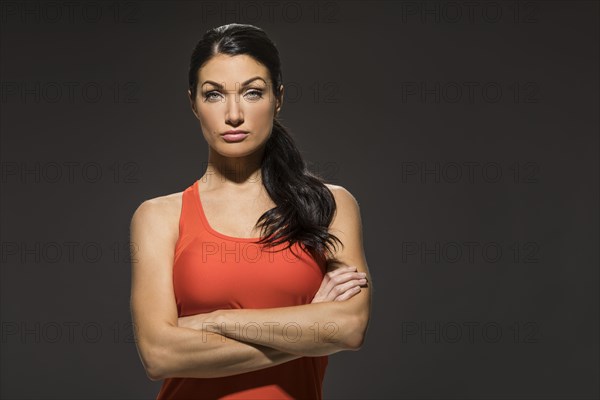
174,181,206,261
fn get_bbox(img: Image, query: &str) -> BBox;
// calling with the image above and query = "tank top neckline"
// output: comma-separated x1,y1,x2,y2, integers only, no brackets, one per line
192,179,263,243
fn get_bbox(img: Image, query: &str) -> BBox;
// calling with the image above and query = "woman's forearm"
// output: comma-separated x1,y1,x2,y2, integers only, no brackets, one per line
145,324,302,380
183,302,360,357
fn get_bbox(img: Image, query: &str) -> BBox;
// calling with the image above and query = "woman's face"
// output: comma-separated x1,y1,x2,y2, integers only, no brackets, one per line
189,53,283,158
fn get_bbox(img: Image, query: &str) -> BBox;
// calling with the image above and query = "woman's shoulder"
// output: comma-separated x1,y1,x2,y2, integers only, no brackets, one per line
324,183,361,226
324,183,359,206
130,191,184,232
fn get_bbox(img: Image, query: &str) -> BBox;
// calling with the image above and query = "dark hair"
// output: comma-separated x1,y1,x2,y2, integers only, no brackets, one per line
188,23,342,264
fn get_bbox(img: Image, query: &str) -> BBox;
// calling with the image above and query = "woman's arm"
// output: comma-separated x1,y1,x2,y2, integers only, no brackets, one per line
130,197,308,381
179,186,372,357
179,264,368,356
180,300,362,357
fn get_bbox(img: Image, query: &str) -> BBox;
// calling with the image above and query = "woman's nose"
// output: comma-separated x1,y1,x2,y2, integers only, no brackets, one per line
225,94,244,125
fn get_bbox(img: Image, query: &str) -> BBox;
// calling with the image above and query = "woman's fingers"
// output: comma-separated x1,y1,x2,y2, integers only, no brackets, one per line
311,264,368,303
324,274,368,302
327,271,366,286
324,272,367,297
334,285,362,301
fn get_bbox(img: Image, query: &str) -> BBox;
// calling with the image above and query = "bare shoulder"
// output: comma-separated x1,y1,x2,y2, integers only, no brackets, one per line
324,184,361,218
325,183,359,209
325,183,355,198
130,191,184,235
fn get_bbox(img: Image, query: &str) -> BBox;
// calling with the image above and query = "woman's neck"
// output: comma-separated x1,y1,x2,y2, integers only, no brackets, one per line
201,150,264,192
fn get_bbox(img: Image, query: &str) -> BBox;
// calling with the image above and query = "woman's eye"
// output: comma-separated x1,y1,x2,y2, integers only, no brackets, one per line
203,91,221,101
245,89,263,100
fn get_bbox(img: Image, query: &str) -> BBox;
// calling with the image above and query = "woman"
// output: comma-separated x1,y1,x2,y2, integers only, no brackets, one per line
130,23,372,399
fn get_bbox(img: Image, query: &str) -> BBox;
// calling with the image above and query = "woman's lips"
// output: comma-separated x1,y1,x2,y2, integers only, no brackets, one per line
221,133,249,142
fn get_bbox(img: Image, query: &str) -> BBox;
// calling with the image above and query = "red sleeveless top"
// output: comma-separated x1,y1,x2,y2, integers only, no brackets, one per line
156,180,329,399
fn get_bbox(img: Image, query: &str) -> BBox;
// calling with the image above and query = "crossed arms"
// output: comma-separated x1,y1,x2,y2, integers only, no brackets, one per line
129,185,372,380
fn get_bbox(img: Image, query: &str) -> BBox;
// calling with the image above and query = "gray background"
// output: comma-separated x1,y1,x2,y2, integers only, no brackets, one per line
1,0,598,399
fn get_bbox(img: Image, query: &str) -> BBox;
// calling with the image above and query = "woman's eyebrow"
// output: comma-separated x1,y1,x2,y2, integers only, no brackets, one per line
201,76,267,89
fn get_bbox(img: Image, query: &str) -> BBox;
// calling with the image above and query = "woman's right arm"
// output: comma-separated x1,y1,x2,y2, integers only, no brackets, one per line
129,198,302,381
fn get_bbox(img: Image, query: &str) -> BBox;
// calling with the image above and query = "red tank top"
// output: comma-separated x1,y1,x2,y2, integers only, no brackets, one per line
156,180,329,399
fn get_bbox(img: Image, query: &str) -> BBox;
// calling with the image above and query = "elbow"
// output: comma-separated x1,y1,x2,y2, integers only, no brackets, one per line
343,314,369,351
139,342,169,381
344,332,365,351
146,365,164,382
147,371,163,382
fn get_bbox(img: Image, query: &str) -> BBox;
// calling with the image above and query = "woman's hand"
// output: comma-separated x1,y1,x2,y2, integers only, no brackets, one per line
311,264,368,303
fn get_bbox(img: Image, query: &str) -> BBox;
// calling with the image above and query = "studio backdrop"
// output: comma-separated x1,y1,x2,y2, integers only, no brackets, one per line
1,1,598,399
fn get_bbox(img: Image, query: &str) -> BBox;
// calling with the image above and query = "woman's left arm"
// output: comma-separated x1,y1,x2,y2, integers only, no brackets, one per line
180,186,372,357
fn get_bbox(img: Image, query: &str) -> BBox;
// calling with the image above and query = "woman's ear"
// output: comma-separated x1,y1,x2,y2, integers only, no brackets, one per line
275,84,284,115
188,89,199,119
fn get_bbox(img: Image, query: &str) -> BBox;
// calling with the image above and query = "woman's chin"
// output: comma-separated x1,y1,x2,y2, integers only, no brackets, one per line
213,145,258,158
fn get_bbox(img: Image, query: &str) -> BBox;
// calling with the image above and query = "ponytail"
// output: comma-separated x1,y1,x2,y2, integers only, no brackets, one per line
255,118,342,263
